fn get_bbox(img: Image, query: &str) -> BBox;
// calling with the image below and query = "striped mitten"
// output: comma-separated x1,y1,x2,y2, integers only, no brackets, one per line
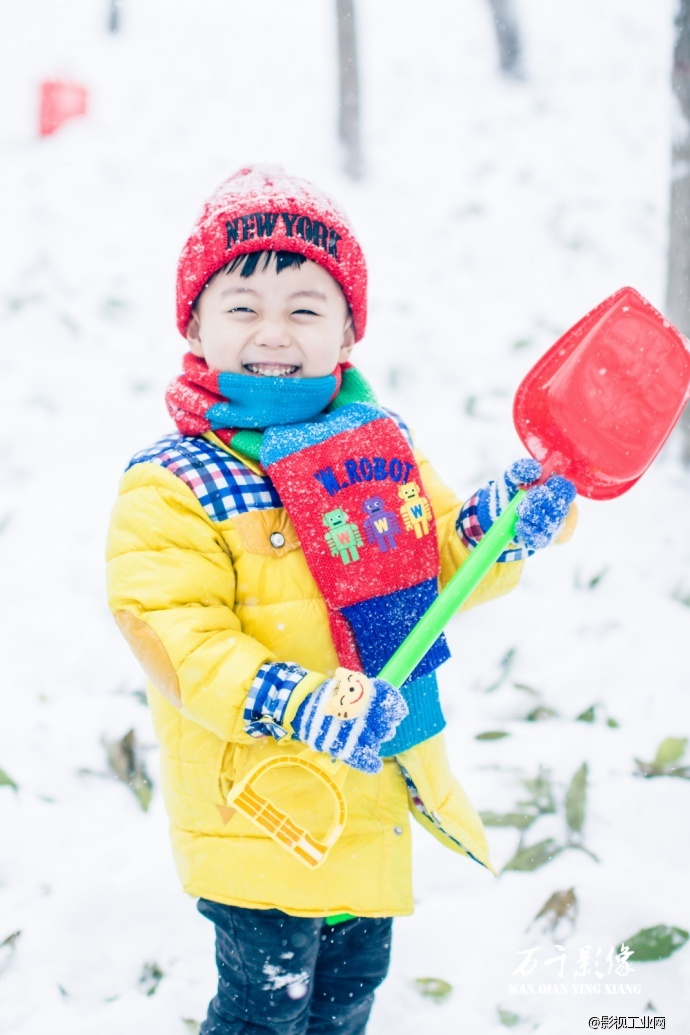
292,674,408,774
458,458,576,559
515,474,577,550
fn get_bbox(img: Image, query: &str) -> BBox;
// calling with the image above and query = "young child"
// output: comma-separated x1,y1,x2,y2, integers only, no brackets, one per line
106,165,575,1034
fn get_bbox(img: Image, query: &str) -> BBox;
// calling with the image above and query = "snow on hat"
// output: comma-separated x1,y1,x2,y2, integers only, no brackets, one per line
176,164,367,341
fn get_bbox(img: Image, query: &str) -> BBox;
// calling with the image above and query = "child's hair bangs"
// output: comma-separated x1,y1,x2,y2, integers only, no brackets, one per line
224,250,307,278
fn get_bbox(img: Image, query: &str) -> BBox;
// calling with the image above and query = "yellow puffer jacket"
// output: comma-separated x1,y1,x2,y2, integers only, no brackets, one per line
106,426,522,917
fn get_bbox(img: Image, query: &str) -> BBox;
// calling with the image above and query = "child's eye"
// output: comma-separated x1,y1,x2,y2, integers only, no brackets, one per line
228,307,255,314
292,309,319,317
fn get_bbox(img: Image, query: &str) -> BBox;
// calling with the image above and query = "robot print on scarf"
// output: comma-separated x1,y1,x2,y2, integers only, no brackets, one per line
323,508,363,565
398,481,432,538
361,496,402,553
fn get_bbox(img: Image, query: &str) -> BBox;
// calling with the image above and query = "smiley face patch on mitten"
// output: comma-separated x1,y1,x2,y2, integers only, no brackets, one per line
323,667,373,720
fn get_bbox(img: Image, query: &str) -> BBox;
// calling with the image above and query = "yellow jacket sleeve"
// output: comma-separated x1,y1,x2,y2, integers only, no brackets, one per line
106,462,322,742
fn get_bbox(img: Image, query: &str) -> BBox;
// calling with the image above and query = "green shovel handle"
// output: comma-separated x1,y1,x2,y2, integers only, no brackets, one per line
378,490,526,689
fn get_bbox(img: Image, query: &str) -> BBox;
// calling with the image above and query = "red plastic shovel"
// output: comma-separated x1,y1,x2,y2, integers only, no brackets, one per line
378,286,690,687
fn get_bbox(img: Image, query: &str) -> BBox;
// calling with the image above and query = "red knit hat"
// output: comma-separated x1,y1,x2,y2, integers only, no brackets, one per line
176,165,367,341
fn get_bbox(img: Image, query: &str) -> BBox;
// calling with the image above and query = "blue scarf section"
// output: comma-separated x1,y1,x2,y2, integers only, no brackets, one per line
380,673,444,756
208,371,339,430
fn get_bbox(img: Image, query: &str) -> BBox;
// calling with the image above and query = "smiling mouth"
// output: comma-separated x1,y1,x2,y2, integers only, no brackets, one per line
243,362,301,377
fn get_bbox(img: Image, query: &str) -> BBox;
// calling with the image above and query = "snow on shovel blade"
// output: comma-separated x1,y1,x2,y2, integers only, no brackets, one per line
513,286,690,500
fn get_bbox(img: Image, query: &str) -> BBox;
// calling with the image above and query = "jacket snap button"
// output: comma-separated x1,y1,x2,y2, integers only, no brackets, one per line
270,532,286,548
393,826,403,836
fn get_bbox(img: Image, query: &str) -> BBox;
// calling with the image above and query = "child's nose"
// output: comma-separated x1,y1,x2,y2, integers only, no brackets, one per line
254,319,292,348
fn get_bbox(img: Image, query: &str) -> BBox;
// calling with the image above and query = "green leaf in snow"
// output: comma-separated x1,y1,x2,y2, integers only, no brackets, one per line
622,926,689,962
512,682,541,696
498,1007,522,1026
483,647,517,693
0,767,18,790
533,888,578,930
479,810,537,830
502,838,563,873
411,977,453,1002
565,763,588,835
524,705,559,722
104,729,153,811
139,961,164,996
654,737,687,769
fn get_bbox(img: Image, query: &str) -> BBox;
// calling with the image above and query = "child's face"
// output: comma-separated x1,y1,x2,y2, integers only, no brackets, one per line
186,258,355,377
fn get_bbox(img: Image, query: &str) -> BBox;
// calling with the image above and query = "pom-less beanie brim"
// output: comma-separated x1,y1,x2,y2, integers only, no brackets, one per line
176,165,368,341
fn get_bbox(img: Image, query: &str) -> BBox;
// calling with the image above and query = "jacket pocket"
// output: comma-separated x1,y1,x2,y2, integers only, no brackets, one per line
218,742,248,803
217,741,274,803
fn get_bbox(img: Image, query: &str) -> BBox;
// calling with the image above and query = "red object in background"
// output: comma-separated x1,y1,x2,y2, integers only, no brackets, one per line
39,80,88,137
513,286,690,500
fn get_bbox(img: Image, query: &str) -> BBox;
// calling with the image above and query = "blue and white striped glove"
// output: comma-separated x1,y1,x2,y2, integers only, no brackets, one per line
458,458,577,559
291,671,408,775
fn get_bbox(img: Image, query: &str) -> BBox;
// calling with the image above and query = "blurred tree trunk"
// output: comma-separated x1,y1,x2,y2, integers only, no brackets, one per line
487,0,525,80
108,0,122,33
666,0,690,462
336,0,363,180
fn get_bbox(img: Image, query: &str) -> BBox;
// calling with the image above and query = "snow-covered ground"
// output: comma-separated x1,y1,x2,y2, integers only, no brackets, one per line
1,1,689,1031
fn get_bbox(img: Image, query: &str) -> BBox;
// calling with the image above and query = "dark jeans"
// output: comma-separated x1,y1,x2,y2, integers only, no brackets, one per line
197,899,393,1034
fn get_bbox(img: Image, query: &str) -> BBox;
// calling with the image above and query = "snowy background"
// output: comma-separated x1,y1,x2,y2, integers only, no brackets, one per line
1,0,689,1031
